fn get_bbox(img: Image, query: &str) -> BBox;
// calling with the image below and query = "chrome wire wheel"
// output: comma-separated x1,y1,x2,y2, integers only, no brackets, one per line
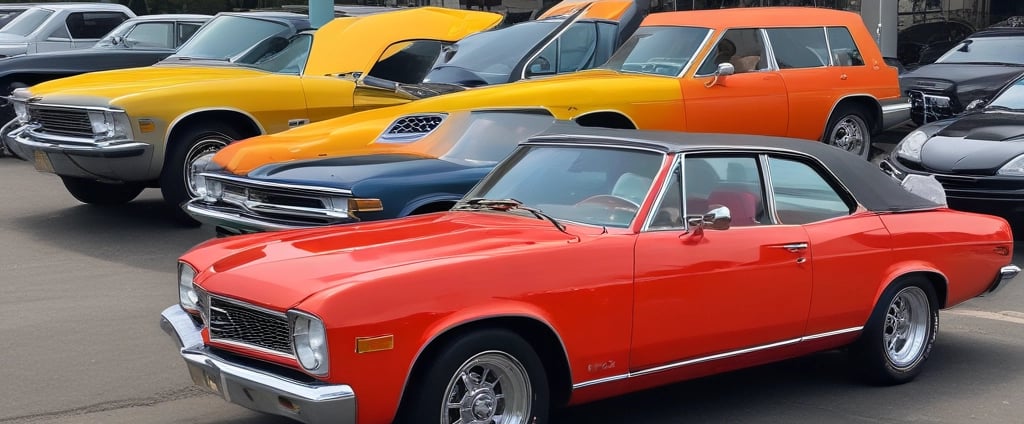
183,135,229,198
883,286,931,369
828,114,868,155
442,350,532,424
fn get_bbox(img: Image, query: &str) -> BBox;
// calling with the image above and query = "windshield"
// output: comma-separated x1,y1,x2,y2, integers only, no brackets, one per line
432,20,562,85
0,8,52,36
0,9,27,30
433,112,555,166
602,26,711,76
988,77,1024,110
463,145,664,228
168,15,292,61
245,33,312,73
935,36,1024,65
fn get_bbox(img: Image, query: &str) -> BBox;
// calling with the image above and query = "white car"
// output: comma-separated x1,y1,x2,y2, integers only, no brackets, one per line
0,3,135,58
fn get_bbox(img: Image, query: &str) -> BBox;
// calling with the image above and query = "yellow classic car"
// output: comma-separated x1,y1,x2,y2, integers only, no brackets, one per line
5,7,502,223
211,7,907,180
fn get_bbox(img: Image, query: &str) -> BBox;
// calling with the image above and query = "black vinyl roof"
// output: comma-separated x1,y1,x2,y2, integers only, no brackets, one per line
526,124,942,213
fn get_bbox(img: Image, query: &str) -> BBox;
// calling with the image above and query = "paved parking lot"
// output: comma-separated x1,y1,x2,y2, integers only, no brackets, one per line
2,126,1022,424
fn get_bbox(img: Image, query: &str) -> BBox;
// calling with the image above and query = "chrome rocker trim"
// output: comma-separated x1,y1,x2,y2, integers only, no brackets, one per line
572,326,863,390
160,305,357,424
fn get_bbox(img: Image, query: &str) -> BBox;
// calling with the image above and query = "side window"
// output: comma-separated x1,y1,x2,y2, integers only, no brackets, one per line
696,28,767,75
556,22,597,73
176,23,203,47
67,12,130,40
684,155,768,227
766,27,829,69
826,26,865,66
768,156,853,224
594,22,618,67
527,22,599,76
47,23,71,40
528,40,556,76
649,164,683,230
125,22,174,49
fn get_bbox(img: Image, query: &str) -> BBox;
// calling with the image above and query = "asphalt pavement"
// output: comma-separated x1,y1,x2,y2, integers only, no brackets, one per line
1,126,1022,424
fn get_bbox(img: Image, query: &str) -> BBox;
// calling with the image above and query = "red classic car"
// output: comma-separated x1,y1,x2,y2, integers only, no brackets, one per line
161,126,1018,424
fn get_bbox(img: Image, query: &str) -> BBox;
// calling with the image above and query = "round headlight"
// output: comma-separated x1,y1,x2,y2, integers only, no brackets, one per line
896,130,929,162
178,262,199,314
290,311,329,376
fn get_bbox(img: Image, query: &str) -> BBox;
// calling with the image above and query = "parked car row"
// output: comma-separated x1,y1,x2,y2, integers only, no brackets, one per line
0,4,1017,424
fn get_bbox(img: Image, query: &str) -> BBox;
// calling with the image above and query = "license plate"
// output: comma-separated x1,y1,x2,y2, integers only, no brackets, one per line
33,150,54,173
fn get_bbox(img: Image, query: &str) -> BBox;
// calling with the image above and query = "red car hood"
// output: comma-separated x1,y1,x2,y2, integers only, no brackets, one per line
182,211,585,311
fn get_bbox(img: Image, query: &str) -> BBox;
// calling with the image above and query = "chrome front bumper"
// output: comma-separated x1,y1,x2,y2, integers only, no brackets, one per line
986,265,1020,295
6,124,154,181
183,198,305,233
160,305,357,424
880,97,911,131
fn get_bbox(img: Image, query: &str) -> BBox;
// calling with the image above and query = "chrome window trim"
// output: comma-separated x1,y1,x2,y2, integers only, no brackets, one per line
641,154,683,233
822,26,834,66
759,28,780,71
204,173,353,196
675,28,714,78
758,153,781,225
572,326,863,390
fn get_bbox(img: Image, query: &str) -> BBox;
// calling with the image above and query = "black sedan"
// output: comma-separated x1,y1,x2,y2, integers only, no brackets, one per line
899,25,1024,125
881,72,1024,226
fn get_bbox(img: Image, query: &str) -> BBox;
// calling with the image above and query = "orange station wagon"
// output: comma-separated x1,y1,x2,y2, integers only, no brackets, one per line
209,6,909,183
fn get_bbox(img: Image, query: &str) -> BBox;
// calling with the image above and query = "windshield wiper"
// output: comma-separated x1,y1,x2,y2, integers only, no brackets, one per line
454,198,567,233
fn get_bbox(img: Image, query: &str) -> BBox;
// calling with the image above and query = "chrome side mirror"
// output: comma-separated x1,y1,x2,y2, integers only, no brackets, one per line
686,205,731,231
965,98,987,111
705,63,735,88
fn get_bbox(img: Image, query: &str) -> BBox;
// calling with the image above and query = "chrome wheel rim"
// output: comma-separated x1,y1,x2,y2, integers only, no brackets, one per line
183,135,230,197
883,286,930,369
442,351,531,424
828,114,867,155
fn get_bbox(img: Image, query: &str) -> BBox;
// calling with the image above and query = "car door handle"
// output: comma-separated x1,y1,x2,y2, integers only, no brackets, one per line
772,242,808,253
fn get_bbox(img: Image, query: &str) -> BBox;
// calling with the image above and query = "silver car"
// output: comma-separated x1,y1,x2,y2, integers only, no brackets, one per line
0,3,135,58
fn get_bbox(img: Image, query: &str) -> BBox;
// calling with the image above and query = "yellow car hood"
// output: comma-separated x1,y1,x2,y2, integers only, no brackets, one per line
26,66,269,103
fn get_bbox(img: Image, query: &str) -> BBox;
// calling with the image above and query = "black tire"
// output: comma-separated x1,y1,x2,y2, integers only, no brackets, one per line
61,176,145,205
160,123,241,225
822,103,873,160
396,329,550,424
851,277,939,385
